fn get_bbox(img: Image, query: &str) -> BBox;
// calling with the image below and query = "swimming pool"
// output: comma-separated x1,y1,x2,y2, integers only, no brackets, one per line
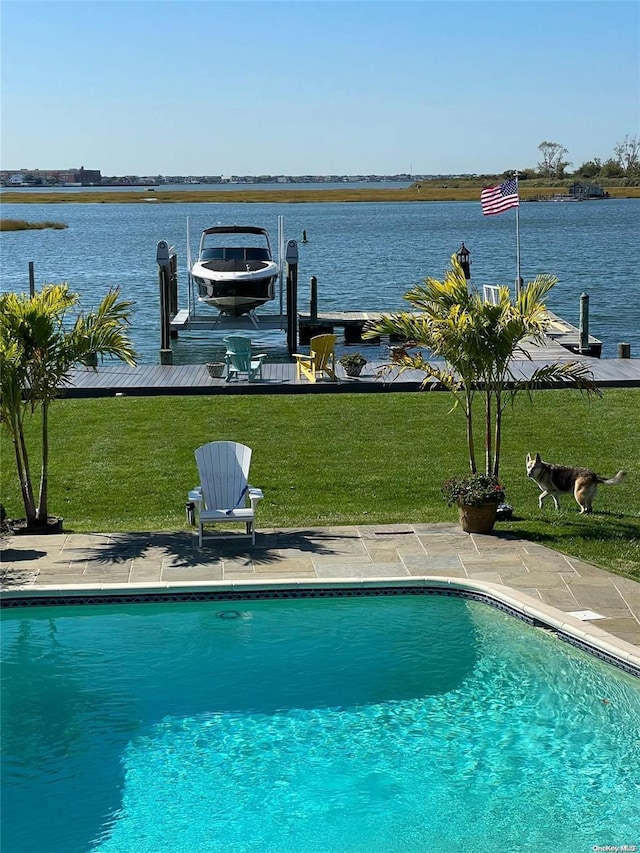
2,593,639,852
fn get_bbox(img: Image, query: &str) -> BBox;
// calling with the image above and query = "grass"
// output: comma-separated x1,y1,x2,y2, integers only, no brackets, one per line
0,219,68,231
2,186,639,205
1,389,638,579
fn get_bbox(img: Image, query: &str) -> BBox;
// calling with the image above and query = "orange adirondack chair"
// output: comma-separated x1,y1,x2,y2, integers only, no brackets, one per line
292,334,337,383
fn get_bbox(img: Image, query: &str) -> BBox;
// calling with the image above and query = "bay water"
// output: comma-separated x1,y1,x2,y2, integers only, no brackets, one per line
1,198,638,363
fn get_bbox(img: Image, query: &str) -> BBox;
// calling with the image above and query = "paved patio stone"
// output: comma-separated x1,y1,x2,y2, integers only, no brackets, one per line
562,583,631,610
356,524,415,539
0,569,39,587
410,566,468,578
594,617,640,644
536,588,580,609
265,557,316,573
565,558,618,577
411,523,460,535
520,555,574,574
420,541,478,556
220,558,256,573
499,572,572,589
311,555,373,567
162,566,223,581
470,563,530,577
129,563,163,582
82,568,129,584
466,571,503,583
363,548,404,563
403,555,463,572
462,552,526,565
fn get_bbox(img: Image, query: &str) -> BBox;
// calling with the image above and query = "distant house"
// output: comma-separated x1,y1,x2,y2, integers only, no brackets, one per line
568,182,609,199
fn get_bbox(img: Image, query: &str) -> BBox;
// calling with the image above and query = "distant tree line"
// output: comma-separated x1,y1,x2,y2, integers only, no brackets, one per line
509,135,640,184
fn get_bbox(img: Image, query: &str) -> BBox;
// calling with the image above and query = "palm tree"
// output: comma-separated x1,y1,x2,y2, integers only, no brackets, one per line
366,256,600,477
0,284,137,526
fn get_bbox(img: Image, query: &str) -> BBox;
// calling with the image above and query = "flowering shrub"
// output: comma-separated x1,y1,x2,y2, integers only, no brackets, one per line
442,474,505,507
338,352,367,369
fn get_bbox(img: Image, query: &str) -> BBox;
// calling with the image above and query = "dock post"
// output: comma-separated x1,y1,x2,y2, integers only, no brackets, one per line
157,240,173,365
617,342,631,359
169,251,179,338
310,276,318,322
28,261,35,297
579,292,590,353
285,240,299,354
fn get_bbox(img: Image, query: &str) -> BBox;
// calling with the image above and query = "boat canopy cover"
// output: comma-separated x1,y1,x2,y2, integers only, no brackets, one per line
202,225,269,236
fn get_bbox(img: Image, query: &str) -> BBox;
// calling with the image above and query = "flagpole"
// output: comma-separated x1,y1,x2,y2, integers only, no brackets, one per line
515,171,521,300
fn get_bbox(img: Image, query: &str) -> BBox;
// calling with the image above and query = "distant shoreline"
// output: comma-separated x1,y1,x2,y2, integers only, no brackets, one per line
3,186,639,204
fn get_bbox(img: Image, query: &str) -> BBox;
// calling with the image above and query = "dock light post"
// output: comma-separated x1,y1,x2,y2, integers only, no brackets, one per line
456,242,471,292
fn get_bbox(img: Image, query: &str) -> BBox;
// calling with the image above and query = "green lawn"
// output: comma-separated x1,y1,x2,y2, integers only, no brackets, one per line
1,389,638,579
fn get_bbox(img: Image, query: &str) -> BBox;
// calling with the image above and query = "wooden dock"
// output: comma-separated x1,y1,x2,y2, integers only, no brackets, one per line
62,352,640,398
298,309,603,355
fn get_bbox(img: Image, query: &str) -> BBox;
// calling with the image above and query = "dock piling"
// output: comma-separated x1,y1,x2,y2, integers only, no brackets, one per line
157,240,173,365
310,276,318,322
618,343,631,359
286,240,299,354
579,292,590,354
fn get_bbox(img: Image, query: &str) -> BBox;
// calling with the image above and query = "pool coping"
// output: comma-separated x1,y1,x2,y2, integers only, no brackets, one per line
3,575,639,677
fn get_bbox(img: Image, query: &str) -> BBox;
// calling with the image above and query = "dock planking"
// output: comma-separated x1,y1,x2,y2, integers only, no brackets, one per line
63,352,640,398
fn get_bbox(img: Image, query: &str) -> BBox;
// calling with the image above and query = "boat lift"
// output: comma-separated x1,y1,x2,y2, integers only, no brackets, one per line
157,215,299,363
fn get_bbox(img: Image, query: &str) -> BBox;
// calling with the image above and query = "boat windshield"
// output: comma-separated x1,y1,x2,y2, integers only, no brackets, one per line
200,247,271,262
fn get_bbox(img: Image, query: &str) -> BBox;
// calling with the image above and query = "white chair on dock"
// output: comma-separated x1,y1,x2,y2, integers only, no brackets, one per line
188,441,264,546
483,285,502,305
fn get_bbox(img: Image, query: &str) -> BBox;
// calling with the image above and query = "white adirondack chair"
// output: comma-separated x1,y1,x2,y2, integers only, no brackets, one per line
188,441,264,546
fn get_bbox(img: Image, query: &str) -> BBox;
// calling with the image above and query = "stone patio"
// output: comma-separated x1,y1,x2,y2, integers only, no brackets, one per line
2,523,639,652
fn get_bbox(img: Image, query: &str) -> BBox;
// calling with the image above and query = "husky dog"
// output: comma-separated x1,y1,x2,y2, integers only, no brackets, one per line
525,453,627,513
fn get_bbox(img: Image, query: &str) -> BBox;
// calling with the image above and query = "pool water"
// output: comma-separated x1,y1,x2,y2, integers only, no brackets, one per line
2,595,639,852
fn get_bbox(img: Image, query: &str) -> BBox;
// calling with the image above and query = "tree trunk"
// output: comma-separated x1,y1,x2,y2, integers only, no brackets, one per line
465,393,476,473
13,414,37,525
484,392,493,476
493,395,503,478
36,400,49,522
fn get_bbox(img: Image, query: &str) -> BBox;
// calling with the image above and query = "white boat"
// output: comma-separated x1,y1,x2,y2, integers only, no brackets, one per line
190,225,279,316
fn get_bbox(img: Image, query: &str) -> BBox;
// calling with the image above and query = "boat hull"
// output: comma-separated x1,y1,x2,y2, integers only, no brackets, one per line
192,263,278,316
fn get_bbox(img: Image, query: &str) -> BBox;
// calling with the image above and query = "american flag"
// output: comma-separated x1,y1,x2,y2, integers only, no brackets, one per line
481,178,519,215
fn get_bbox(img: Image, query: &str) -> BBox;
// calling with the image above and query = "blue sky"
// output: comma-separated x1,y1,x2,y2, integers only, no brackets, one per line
1,1,638,176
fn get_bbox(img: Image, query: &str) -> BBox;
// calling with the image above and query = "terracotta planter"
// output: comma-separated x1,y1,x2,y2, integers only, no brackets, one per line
457,501,498,534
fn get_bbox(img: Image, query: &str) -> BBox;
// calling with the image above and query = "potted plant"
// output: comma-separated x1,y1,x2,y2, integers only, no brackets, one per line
206,361,226,379
338,352,367,377
442,474,505,534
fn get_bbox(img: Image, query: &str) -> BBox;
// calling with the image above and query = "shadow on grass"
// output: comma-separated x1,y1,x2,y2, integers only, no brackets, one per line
88,529,342,569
